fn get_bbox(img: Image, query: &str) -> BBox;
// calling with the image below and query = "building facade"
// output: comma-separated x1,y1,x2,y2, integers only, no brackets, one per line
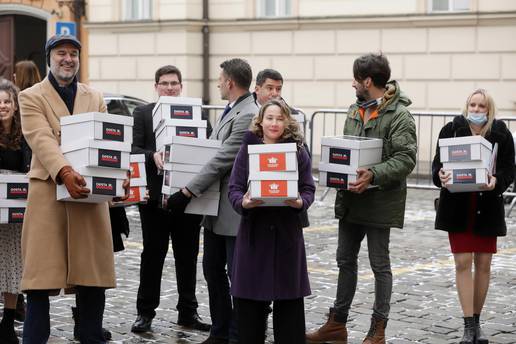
1,0,515,158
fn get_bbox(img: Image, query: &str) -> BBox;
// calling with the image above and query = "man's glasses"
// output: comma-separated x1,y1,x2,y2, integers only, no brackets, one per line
157,81,181,87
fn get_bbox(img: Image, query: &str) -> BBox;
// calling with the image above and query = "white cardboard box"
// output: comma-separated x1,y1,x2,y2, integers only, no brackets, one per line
318,162,362,189
162,136,222,165
321,135,382,169
62,139,131,170
0,199,26,223
248,179,298,206
248,143,298,177
130,154,147,187
152,96,203,132
61,112,133,144
0,174,29,199
161,187,220,216
162,163,219,192
439,136,492,164
57,166,128,203
155,119,208,151
443,167,489,193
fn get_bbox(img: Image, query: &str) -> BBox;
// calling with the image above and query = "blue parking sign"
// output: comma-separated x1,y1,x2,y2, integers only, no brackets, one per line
56,22,77,37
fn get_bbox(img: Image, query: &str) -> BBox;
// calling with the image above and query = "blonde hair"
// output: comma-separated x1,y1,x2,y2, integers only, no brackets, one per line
462,88,496,137
250,99,304,145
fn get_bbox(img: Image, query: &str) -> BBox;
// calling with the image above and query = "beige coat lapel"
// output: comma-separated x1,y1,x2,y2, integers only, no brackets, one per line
73,84,91,114
40,78,70,119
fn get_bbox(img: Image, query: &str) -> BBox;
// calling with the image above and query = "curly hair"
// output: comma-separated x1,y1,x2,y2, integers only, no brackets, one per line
0,79,23,150
250,99,304,145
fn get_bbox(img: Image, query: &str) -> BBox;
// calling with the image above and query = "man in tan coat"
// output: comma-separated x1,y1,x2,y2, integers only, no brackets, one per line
18,35,117,344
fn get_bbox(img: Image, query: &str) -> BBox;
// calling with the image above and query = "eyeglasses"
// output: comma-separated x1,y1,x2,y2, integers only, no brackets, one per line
157,81,181,87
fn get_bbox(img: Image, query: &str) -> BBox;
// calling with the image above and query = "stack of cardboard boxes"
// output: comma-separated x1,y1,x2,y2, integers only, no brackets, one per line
248,143,299,206
0,173,29,224
319,135,383,189
152,96,207,152
439,136,493,192
58,112,133,202
161,136,221,216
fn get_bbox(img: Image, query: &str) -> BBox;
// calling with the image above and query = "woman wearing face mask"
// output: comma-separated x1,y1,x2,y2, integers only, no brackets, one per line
228,99,315,344
432,89,515,344
0,79,31,344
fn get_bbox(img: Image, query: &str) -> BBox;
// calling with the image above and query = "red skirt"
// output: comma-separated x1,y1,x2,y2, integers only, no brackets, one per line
448,193,497,254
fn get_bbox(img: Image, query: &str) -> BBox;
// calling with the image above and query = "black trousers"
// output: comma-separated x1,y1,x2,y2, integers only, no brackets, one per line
202,229,237,340
23,287,106,344
234,297,306,344
136,202,202,318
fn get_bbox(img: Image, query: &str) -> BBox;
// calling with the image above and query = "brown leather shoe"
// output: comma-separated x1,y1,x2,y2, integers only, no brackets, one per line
362,317,387,344
306,308,347,344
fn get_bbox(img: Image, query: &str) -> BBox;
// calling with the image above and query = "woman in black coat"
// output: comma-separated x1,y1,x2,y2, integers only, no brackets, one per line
432,89,515,344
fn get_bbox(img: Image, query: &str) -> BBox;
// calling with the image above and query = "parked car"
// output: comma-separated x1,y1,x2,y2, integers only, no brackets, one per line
103,93,148,117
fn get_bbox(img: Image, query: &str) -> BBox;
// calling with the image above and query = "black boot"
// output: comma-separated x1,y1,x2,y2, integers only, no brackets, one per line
474,314,489,344
14,295,25,322
0,308,19,344
460,317,476,344
72,306,112,341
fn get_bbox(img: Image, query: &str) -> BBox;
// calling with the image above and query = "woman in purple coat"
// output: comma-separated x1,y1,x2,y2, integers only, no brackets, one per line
228,99,315,344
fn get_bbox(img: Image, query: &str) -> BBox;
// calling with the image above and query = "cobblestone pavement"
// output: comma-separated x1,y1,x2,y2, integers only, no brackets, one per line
9,188,516,343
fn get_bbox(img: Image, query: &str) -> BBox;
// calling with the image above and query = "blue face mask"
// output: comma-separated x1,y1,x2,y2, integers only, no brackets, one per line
467,112,488,125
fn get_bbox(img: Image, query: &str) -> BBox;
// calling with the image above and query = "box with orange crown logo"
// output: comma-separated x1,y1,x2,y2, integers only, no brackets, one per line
247,143,299,206
129,154,147,187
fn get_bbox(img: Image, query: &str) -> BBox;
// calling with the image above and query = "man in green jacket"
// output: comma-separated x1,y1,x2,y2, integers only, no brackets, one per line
307,53,417,344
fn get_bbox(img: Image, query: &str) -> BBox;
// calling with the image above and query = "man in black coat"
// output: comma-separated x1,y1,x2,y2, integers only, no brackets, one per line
131,65,210,333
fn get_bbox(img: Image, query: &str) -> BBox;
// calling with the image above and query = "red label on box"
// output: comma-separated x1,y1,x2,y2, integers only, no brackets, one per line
176,126,198,138
127,187,141,202
92,177,116,196
103,122,124,142
454,169,476,184
7,183,28,199
260,180,287,197
9,208,25,223
329,148,351,165
259,153,286,171
327,172,348,189
98,149,121,168
130,162,141,178
170,105,194,120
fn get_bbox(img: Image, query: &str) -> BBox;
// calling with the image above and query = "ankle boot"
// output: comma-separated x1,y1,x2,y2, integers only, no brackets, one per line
0,309,19,344
474,314,489,344
362,316,387,344
72,306,112,341
460,317,476,344
306,308,348,344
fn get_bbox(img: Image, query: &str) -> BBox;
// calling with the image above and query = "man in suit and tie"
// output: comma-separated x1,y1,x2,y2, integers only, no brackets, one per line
130,65,211,333
167,58,258,344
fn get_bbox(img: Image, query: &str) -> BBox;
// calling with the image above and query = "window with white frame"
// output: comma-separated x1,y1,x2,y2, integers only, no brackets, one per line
122,0,152,21
257,0,292,18
430,0,470,12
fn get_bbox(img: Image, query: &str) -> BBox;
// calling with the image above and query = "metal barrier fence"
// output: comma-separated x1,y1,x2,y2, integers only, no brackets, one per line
308,109,516,185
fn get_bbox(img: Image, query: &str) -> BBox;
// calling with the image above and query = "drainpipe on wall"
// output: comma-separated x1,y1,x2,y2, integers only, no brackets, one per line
202,0,210,105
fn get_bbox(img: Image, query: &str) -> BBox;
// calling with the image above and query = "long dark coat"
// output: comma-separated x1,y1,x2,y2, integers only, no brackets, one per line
432,116,515,236
228,131,315,301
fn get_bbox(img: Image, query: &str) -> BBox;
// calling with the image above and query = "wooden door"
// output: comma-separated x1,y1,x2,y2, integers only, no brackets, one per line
0,16,14,81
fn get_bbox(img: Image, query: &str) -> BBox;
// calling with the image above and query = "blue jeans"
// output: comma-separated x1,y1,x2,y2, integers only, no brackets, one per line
202,229,237,341
23,287,106,344
333,220,392,322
